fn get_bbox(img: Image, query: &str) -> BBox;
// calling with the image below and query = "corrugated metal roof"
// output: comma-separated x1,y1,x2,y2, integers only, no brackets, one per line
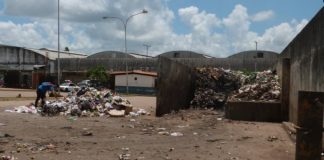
27,48,87,60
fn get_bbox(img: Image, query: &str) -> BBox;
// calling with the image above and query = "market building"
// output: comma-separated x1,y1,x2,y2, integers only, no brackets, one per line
0,44,86,88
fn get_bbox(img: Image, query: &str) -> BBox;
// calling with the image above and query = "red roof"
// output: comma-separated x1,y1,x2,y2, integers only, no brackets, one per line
111,70,157,77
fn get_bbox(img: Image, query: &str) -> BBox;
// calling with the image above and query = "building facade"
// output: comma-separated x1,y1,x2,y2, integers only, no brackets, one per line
111,70,157,95
0,44,86,88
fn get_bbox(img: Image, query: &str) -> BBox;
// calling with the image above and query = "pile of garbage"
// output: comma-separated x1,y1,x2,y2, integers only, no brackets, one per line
229,70,280,102
6,88,148,117
190,68,281,108
190,68,241,108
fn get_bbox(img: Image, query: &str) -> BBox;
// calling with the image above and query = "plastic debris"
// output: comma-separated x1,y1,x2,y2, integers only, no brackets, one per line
229,70,280,102
0,156,15,160
190,68,240,108
108,110,125,117
6,88,144,118
5,104,37,114
170,132,184,137
191,68,281,108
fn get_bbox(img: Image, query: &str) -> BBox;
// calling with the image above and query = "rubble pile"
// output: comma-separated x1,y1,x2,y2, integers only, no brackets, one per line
190,68,241,108
191,68,281,108
229,70,281,102
6,88,148,117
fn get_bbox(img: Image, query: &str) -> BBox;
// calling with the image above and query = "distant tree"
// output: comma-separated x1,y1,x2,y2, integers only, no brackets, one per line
86,65,109,83
64,47,69,52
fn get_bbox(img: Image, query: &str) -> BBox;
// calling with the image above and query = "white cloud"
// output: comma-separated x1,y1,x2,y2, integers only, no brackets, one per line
257,19,308,51
0,1,309,57
251,10,274,22
178,6,221,34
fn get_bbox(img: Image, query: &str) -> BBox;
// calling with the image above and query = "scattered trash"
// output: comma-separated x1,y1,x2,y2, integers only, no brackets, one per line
5,104,37,114
108,110,125,117
0,155,15,160
6,88,149,119
16,94,21,98
0,132,13,138
82,131,93,136
119,147,131,160
158,131,170,136
206,138,223,142
156,128,167,131
129,109,150,117
170,132,184,137
217,118,222,121
267,136,278,142
177,125,189,128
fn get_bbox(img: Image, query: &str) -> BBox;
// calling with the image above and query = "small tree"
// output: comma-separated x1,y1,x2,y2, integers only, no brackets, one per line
64,47,69,52
86,65,109,83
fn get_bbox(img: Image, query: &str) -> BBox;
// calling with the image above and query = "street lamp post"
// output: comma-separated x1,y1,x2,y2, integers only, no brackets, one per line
254,41,258,72
103,9,148,94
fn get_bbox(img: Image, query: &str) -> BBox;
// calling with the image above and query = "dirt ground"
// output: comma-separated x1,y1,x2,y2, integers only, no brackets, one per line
0,89,295,160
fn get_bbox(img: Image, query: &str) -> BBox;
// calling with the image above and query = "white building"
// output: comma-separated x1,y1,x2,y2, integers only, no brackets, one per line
111,70,157,94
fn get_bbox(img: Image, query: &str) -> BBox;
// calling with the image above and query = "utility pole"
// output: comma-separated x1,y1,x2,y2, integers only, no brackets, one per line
254,41,258,72
143,44,151,70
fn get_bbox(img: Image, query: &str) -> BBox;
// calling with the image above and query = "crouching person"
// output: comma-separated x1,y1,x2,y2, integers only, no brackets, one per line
35,82,55,108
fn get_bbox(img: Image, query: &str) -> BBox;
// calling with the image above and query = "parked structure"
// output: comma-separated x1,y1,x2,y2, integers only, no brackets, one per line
111,70,157,95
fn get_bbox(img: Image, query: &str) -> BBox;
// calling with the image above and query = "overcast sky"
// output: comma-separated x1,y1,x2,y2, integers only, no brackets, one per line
0,0,322,57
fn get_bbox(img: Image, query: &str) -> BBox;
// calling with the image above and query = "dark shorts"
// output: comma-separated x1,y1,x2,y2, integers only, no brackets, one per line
37,90,46,99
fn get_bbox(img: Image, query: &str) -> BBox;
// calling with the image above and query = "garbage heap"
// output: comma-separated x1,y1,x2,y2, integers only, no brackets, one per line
190,68,241,108
41,89,133,117
229,70,281,102
7,88,148,117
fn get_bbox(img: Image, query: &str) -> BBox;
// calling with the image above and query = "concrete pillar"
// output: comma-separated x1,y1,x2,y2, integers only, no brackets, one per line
281,58,290,121
295,91,324,160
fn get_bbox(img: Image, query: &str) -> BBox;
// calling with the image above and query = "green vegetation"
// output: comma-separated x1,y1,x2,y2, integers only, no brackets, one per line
86,65,110,83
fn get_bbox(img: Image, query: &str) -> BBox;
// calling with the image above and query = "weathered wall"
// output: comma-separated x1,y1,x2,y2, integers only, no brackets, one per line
115,74,155,88
156,57,196,116
279,7,324,124
60,57,277,72
225,101,282,122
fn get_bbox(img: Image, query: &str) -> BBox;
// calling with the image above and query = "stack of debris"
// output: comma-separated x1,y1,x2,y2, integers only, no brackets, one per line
6,88,146,117
229,70,280,102
190,68,281,108
190,68,241,108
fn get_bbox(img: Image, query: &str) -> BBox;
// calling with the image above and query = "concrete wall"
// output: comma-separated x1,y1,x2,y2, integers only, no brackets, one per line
278,7,324,124
60,57,277,73
156,57,196,116
115,74,155,88
0,46,46,66
225,101,282,122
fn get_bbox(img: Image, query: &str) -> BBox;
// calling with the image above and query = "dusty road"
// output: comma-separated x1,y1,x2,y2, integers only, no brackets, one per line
0,89,295,160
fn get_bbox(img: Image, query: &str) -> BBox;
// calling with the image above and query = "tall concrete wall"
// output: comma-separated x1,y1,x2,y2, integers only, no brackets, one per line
279,7,324,123
156,57,196,116
60,57,277,72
